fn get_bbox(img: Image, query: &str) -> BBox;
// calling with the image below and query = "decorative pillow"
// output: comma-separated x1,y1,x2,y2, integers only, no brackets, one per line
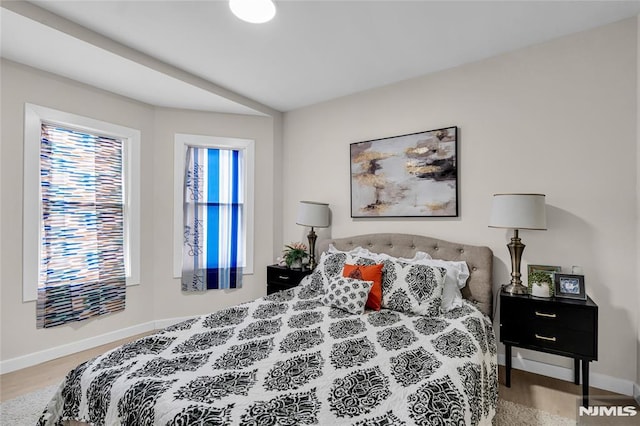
306,251,378,295
374,252,468,312
380,259,447,316
302,251,346,294
321,276,374,314
342,263,384,311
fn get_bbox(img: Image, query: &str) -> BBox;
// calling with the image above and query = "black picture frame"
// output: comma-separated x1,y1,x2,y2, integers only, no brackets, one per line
350,126,458,218
554,274,586,300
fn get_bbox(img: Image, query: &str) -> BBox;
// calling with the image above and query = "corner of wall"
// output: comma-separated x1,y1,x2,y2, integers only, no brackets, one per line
636,13,640,397
272,113,284,259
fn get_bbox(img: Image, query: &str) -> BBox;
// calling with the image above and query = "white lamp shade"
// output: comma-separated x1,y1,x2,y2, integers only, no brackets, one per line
296,201,329,228
229,0,276,24
489,193,547,230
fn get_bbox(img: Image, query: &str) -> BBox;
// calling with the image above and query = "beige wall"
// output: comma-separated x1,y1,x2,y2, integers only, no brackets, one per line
0,59,276,362
283,18,638,386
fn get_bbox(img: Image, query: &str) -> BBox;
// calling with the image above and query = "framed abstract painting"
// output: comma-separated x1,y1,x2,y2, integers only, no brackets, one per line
350,126,458,217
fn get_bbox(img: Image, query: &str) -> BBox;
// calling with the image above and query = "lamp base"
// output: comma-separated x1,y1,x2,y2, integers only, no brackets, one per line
502,283,529,295
307,227,318,270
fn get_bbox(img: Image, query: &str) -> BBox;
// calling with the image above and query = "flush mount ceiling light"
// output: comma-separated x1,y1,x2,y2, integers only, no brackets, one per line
229,0,276,24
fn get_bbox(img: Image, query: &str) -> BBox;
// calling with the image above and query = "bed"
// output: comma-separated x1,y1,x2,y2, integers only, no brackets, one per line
39,233,497,425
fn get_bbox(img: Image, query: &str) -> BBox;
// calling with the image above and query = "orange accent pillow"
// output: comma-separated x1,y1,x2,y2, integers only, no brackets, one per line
342,264,384,311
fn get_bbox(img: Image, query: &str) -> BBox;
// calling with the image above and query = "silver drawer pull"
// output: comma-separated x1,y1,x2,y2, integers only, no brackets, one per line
535,334,557,342
278,275,290,280
535,311,557,318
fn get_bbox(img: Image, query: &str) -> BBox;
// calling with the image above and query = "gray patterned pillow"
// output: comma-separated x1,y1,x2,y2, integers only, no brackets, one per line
305,251,377,295
380,260,447,316
321,277,374,315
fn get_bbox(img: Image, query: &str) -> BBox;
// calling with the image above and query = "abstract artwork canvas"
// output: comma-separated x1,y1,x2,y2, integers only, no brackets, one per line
350,126,458,217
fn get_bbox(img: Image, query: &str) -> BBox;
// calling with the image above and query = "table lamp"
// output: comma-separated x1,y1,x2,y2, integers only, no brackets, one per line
296,201,329,270
489,193,547,295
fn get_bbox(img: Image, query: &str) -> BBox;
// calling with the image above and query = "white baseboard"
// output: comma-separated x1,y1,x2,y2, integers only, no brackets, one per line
153,316,195,330
498,354,635,397
0,317,190,375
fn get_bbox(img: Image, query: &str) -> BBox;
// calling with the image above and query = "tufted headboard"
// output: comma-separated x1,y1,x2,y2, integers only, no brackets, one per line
317,233,494,318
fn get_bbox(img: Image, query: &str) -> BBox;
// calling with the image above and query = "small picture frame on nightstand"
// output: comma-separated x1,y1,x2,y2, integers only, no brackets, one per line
527,264,561,297
554,274,586,300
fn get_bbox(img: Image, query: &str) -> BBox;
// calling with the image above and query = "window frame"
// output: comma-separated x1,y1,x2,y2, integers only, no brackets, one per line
23,103,141,302
173,133,255,278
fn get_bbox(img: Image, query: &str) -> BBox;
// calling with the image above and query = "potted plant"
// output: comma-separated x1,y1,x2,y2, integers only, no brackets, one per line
282,242,308,269
528,271,554,298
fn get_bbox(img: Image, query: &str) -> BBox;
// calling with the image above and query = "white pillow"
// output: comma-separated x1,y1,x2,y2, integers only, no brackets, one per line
421,259,469,312
379,259,447,316
397,251,433,262
431,259,469,289
327,244,376,258
321,276,373,314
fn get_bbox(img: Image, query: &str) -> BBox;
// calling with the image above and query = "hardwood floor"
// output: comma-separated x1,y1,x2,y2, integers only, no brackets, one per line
2,337,636,422
0,332,153,402
498,366,638,421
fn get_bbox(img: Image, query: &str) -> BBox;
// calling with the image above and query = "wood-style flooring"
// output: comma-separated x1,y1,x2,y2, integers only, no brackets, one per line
1,334,636,422
0,332,153,402
498,366,637,421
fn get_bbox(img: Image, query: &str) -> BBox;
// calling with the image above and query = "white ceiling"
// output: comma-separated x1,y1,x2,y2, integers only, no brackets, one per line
3,1,640,114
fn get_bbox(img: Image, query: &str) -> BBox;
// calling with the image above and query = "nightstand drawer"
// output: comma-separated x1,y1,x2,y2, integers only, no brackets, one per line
519,323,596,358
267,267,310,285
502,295,596,333
525,305,595,333
266,265,312,295
267,269,296,286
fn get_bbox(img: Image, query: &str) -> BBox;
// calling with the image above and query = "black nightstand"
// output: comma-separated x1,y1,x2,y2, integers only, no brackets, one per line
500,292,598,407
266,265,312,295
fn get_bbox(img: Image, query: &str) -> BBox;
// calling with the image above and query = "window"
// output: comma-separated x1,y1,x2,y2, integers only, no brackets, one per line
173,134,254,285
23,104,140,308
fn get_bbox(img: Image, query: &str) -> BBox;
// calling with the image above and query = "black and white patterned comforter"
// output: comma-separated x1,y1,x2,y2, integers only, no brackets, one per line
40,285,497,425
